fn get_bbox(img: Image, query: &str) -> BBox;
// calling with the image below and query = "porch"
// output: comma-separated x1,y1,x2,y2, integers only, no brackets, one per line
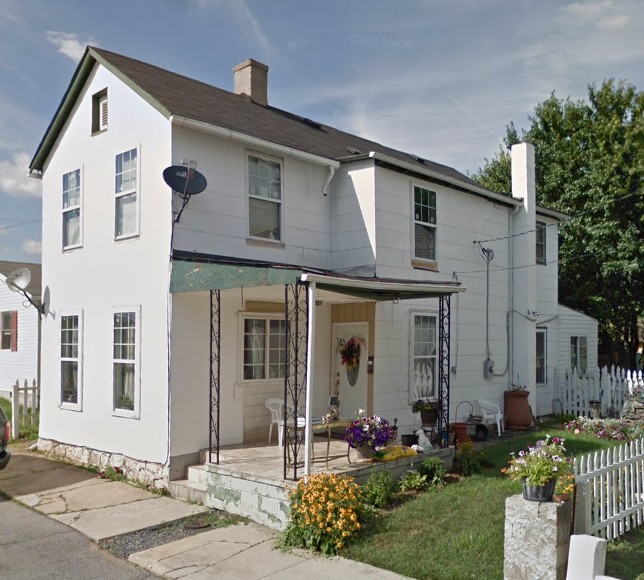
170,438,455,530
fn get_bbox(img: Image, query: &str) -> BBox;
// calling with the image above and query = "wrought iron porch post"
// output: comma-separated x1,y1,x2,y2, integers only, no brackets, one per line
209,289,221,464
438,294,451,446
284,281,309,480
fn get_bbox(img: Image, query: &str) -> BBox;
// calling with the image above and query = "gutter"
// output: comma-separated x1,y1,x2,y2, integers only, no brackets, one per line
301,273,466,296
171,116,340,170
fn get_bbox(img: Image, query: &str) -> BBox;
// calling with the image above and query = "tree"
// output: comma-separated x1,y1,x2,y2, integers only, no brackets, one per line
474,80,644,365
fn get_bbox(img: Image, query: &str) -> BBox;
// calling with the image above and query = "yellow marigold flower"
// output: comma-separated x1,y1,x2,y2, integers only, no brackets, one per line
319,523,324,529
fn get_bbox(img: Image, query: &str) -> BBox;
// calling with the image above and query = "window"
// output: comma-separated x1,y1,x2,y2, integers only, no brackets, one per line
115,148,138,238
536,329,547,385
1,311,17,351
62,169,81,248
248,154,282,241
536,221,546,264
113,310,139,413
92,89,108,133
242,317,286,380
61,314,81,407
411,313,437,400
413,185,437,261
570,336,588,373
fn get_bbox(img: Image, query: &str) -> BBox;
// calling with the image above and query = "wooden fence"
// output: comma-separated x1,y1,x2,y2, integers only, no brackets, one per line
10,379,40,439
554,366,643,418
574,438,644,540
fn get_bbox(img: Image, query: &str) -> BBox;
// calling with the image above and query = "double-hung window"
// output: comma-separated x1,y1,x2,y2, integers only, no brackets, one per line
536,328,547,385
60,313,81,408
536,221,546,264
411,313,437,400
115,148,139,239
242,317,286,380
62,169,81,249
248,154,282,241
113,309,139,414
1,311,17,351
413,185,437,262
570,336,588,373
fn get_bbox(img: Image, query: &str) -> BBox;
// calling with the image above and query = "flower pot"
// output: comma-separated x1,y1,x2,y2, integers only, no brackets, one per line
353,445,376,461
346,362,360,386
401,434,418,447
504,391,532,430
420,408,439,425
523,478,557,502
450,422,469,443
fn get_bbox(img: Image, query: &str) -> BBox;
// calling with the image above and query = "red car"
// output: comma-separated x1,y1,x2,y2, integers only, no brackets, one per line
0,406,11,470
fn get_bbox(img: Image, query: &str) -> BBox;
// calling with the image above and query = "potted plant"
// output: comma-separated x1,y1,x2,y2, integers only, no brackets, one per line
411,399,439,425
502,435,571,502
344,409,396,459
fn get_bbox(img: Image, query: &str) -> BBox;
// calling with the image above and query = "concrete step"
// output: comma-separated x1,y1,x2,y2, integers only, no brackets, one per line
168,479,207,504
187,464,209,484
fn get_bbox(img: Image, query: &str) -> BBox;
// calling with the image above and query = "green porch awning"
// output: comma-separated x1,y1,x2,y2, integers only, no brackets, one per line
170,259,303,293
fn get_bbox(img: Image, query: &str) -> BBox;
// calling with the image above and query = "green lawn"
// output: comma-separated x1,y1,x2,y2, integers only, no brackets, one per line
344,423,644,580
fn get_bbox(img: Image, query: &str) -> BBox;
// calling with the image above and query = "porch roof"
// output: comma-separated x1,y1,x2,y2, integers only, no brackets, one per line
170,252,465,299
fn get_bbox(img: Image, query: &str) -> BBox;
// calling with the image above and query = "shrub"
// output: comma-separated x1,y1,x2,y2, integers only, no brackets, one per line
363,469,395,508
456,440,483,476
418,457,447,487
280,474,365,555
398,470,428,492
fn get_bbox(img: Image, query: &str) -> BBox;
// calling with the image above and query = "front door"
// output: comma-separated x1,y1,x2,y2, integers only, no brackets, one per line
331,322,368,419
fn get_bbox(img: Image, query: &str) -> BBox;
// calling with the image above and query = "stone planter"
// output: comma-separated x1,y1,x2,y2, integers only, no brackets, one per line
352,445,376,461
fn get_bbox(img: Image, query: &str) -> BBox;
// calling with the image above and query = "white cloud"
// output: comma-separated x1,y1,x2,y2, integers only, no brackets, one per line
0,152,41,198
21,238,41,255
46,31,94,62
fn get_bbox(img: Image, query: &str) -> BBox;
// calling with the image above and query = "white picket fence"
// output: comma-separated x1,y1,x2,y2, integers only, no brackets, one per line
10,379,40,439
554,366,643,418
574,438,644,540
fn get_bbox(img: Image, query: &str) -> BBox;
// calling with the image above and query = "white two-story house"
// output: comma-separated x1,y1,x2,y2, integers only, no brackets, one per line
29,47,583,496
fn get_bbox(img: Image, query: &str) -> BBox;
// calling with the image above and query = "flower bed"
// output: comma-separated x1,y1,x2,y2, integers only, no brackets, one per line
564,416,643,441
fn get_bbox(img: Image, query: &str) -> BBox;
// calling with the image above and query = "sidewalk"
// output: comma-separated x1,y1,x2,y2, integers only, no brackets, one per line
0,446,410,580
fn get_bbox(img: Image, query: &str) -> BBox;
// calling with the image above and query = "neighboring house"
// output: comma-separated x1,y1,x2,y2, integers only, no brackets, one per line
29,47,584,488
0,261,41,399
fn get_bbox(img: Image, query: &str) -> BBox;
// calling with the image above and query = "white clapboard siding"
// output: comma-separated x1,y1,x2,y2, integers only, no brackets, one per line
574,438,644,540
554,366,643,417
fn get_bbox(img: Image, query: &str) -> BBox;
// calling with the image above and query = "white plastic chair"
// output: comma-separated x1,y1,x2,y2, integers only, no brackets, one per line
265,398,305,446
478,399,504,436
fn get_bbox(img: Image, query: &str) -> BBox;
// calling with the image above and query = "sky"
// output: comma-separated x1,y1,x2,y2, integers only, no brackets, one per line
1,0,644,263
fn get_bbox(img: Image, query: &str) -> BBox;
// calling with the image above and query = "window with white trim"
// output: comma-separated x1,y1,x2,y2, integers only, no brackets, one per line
411,313,437,400
536,328,547,385
247,154,282,241
1,311,17,351
570,336,588,373
92,89,108,133
60,314,81,407
536,221,546,264
62,169,81,249
242,316,286,380
115,148,139,239
413,185,437,261
113,310,138,413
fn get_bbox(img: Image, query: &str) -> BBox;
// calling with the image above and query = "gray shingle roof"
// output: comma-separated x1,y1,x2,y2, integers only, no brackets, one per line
32,46,488,194
0,261,42,302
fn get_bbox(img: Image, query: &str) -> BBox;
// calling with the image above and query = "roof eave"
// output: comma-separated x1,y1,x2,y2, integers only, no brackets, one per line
536,206,569,220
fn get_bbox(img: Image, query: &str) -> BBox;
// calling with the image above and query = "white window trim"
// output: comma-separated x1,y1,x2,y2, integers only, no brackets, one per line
238,313,287,384
245,151,284,244
411,182,438,264
570,336,588,374
409,310,439,403
59,310,83,411
536,328,547,386
114,146,141,241
62,166,83,251
536,221,547,265
112,306,141,419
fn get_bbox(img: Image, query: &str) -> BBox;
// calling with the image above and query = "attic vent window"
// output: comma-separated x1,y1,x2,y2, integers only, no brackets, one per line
92,89,108,134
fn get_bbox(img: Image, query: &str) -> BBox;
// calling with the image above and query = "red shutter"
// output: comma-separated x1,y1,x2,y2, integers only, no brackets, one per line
10,311,17,352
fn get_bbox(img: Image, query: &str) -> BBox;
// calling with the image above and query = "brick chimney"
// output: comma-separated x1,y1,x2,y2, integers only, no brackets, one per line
233,59,269,106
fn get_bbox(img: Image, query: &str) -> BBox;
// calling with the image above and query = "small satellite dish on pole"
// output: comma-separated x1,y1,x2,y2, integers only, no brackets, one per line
163,162,207,223
5,267,44,315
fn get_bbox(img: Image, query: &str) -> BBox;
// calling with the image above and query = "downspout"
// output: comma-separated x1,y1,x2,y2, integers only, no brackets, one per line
321,166,335,197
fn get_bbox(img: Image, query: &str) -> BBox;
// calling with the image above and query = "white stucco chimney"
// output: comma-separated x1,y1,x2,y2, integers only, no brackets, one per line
510,143,537,407
233,59,269,106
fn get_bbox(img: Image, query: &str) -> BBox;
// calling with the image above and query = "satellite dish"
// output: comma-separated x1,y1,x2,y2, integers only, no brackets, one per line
6,267,31,292
163,165,207,197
